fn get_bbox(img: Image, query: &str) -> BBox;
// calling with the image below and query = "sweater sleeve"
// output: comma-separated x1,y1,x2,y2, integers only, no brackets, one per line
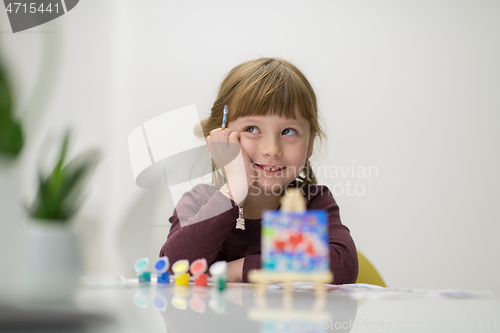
159,185,240,268
308,187,358,284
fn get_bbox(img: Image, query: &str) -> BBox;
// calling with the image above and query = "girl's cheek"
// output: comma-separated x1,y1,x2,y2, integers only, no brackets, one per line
239,141,251,153
239,139,255,156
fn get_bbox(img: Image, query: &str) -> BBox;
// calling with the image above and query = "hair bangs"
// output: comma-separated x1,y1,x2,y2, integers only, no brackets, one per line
227,60,314,123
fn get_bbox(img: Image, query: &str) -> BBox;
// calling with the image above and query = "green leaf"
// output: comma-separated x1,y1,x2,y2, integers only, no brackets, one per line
28,131,100,221
0,62,24,157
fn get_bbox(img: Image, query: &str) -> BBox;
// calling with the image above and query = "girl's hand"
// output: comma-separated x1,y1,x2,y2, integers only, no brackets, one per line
226,257,244,282
206,128,256,205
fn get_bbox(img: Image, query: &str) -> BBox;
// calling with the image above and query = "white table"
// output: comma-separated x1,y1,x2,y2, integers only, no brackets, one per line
2,281,500,332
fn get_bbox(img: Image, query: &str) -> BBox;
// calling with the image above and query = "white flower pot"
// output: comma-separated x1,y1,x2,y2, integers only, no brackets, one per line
19,220,80,304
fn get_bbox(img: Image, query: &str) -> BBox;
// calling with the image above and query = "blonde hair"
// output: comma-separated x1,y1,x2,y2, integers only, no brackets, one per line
201,58,326,186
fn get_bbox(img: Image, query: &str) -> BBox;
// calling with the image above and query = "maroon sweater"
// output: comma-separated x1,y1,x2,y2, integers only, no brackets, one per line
159,181,358,283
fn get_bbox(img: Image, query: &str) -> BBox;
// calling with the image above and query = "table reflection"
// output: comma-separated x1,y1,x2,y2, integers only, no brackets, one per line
132,283,358,333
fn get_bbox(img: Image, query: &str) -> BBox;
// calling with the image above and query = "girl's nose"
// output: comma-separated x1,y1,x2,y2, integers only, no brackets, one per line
261,137,282,158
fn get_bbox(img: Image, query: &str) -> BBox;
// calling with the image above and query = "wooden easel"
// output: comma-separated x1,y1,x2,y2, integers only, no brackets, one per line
249,188,333,296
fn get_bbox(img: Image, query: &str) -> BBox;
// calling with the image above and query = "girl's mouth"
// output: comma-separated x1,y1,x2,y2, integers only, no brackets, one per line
254,164,286,174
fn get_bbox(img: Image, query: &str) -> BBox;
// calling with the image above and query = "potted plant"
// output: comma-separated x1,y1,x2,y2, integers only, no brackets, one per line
21,131,99,303
27,131,99,221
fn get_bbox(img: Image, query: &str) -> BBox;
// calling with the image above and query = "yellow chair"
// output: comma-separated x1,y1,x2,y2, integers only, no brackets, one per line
356,251,386,287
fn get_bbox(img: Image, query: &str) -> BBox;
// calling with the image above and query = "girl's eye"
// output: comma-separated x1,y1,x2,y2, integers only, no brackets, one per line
245,126,260,134
282,128,297,136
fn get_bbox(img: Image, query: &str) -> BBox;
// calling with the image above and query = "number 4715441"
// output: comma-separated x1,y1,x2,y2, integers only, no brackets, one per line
5,2,59,14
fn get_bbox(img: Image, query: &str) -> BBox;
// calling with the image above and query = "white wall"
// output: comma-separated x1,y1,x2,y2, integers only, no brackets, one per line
1,0,499,295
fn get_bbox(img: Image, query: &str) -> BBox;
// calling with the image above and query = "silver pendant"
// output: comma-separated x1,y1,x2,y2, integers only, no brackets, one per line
236,217,245,230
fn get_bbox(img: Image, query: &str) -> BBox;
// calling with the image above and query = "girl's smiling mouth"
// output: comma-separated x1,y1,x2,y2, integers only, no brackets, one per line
254,163,287,173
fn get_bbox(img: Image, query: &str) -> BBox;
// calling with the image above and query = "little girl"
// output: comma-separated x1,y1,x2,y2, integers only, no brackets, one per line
160,58,358,283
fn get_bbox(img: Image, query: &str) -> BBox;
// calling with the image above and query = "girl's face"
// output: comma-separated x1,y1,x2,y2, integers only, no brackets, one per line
227,109,313,194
